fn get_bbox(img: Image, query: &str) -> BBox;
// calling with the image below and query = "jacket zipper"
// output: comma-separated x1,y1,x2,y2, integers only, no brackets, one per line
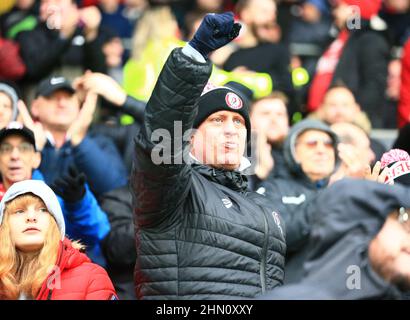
36,241,65,300
260,211,269,294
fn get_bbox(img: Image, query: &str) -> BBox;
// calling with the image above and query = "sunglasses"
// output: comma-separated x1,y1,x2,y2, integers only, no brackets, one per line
296,139,334,149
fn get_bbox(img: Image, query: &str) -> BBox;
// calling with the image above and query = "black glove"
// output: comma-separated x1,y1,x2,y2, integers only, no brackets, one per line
188,12,241,57
51,165,86,203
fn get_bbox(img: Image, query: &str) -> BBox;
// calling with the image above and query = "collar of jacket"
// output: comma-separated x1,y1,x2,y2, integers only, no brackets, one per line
192,163,249,193
189,153,250,193
36,238,90,300
294,171,330,190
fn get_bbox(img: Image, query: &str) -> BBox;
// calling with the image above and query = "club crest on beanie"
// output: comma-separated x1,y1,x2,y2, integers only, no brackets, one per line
225,92,243,109
193,86,251,142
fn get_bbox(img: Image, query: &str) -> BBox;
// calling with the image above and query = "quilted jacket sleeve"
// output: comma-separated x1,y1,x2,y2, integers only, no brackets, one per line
131,47,212,228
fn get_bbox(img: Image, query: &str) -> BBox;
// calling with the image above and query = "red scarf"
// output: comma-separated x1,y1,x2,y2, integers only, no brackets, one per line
0,183,6,201
307,30,350,112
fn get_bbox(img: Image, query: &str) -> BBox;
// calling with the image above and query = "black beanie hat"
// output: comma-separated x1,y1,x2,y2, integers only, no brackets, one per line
193,87,251,142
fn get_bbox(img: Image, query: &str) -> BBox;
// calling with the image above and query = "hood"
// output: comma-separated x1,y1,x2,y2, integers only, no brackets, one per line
304,179,410,262
0,83,18,122
283,119,340,181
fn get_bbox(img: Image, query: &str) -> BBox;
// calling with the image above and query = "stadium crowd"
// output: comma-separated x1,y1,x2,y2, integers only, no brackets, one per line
0,0,409,300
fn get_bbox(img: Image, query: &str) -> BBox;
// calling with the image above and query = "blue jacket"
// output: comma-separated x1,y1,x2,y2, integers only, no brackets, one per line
32,170,110,266
39,134,127,197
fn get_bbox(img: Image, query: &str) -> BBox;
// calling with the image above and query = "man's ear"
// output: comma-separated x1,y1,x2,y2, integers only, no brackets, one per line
31,151,41,170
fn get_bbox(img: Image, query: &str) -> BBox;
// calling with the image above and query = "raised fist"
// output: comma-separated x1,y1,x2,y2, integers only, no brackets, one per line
188,12,241,57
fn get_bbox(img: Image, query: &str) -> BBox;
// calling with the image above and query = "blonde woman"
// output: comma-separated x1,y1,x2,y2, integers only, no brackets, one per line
0,180,117,300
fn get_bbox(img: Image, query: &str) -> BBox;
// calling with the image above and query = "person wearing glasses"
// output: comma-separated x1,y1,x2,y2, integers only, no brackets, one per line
259,178,410,299
258,119,340,272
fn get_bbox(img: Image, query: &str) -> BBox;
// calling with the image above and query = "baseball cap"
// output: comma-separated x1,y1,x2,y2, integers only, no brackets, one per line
35,76,75,98
0,121,36,151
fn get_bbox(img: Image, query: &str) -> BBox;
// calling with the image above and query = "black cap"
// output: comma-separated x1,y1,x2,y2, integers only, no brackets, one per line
35,76,75,98
0,122,36,151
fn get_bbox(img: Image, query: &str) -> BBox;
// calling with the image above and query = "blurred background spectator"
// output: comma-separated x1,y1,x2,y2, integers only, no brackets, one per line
0,0,409,300
223,0,293,98
307,0,390,128
15,0,108,102
0,84,19,128
98,0,148,62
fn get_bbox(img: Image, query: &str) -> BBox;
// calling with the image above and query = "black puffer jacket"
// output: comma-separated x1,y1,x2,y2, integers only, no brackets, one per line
131,48,286,300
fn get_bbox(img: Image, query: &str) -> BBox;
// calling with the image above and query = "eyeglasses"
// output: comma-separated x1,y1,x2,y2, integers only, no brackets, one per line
398,207,410,233
0,142,34,155
296,139,334,149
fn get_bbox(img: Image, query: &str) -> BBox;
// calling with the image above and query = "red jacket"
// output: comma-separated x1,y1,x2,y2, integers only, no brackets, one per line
398,39,410,128
0,37,26,80
36,238,117,300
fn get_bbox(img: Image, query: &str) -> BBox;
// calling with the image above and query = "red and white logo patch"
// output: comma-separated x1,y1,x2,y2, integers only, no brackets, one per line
225,92,243,110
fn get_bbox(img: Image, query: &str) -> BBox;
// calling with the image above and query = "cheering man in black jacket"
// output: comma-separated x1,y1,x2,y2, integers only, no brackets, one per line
131,12,286,300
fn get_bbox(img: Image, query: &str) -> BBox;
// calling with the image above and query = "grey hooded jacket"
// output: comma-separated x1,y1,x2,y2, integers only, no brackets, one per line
259,119,339,255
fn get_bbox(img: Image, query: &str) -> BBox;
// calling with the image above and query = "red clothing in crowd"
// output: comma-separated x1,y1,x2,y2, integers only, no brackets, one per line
36,238,117,300
0,183,6,201
307,0,383,112
339,0,382,20
0,38,26,80
307,30,350,112
398,39,410,128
